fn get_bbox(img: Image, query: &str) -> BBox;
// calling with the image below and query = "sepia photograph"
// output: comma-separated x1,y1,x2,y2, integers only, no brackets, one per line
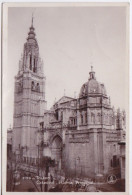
2,2,129,194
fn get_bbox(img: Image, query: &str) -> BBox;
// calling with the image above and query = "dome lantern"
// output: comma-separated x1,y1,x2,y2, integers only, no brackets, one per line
89,66,96,80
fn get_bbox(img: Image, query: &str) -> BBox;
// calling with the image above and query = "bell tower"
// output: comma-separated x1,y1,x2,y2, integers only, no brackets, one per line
12,18,46,162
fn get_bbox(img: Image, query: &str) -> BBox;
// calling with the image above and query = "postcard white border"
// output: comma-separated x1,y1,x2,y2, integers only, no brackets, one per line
2,2,130,195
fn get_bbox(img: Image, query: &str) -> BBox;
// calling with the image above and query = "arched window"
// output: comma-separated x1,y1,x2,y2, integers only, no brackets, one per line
56,111,58,120
61,111,63,121
85,113,87,124
36,83,40,92
31,81,35,90
74,118,76,125
81,114,83,124
34,58,36,72
30,55,32,70
33,58,36,73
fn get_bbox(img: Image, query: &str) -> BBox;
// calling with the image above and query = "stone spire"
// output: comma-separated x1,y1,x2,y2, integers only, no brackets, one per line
27,16,36,42
20,17,43,74
32,14,34,26
17,17,45,77
116,108,123,130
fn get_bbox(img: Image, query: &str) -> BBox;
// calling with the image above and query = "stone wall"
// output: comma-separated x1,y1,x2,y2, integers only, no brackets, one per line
64,128,121,179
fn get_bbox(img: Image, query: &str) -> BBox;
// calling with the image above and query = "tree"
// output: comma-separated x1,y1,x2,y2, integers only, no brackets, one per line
40,156,55,191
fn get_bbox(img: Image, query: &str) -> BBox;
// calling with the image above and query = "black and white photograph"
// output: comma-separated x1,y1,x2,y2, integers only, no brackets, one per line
2,2,129,193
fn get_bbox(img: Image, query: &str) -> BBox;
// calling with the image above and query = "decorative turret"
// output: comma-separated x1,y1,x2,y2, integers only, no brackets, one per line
116,108,123,130
122,110,126,130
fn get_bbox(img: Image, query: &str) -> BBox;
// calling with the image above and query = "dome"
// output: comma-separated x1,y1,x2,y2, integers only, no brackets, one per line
79,82,88,97
79,67,107,98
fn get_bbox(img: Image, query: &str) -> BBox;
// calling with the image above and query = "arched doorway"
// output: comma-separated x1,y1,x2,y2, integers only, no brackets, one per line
51,135,62,170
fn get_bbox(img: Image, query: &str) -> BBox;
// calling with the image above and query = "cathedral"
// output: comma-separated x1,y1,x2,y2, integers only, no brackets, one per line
11,19,126,181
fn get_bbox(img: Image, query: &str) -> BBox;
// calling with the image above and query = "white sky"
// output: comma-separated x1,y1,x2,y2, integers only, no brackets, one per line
3,5,128,131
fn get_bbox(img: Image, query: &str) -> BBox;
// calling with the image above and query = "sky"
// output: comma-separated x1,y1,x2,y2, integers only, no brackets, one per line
3,5,128,131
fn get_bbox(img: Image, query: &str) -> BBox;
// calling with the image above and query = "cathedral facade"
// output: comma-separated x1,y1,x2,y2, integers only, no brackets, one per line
11,21,126,180
42,68,126,179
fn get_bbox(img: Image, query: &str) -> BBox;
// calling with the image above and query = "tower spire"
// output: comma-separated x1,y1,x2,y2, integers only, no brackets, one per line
31,13,34,27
